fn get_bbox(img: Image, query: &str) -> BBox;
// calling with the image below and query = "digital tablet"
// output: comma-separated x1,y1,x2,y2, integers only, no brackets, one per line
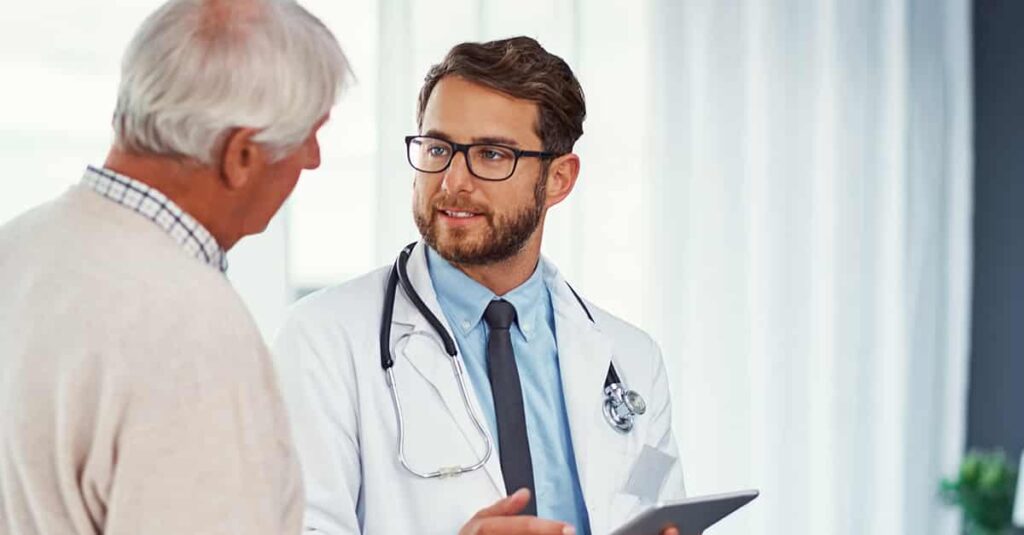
609,489,759,535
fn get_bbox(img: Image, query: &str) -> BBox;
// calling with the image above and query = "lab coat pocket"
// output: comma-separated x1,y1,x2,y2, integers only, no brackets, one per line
622,444,677,504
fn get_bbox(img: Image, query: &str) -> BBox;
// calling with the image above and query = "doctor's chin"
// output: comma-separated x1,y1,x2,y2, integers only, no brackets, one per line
0,1,1019,535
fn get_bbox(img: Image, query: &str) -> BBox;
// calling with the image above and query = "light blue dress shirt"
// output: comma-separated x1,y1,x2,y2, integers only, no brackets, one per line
426,247,591,533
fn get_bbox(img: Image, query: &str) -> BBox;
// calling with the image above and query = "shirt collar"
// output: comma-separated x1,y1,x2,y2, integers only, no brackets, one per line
425,246,547,341
81,166,228,273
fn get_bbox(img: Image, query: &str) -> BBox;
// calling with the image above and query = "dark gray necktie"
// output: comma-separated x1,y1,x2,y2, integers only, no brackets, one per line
483,299,536,515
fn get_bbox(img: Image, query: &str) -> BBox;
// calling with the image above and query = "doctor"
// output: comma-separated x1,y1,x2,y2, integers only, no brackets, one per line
273,36,686,535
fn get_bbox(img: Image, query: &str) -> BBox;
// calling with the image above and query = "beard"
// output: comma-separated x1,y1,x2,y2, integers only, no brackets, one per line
414,171,547,266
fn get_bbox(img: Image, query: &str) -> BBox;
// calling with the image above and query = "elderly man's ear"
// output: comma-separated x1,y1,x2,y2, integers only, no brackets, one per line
221,127,265,190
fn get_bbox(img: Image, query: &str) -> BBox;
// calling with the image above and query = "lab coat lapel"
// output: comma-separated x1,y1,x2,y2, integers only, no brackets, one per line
391,242,506,497
546,263,621,532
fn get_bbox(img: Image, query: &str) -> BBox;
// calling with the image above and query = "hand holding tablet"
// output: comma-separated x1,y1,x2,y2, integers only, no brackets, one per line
610,490,759,535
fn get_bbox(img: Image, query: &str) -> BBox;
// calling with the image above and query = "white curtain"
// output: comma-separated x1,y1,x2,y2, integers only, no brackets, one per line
635,1,973,534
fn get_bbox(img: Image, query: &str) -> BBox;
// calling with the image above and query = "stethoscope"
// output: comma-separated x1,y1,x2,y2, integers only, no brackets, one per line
379,243,647,479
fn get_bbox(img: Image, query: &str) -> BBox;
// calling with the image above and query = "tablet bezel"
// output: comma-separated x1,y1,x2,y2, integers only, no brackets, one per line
609,489,760,535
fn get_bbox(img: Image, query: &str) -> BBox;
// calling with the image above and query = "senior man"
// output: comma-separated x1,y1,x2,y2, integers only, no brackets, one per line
0,1,349,533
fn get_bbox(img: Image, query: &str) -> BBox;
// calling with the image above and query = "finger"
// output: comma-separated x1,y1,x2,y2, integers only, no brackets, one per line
471,488,532,519
659,527,680,535
478,515,575,535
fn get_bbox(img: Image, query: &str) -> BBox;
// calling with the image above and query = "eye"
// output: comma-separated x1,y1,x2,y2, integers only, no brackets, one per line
426,144,450,158
478,147,512,161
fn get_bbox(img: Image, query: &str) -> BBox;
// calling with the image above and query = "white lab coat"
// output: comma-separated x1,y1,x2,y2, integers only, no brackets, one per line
272,242,686,535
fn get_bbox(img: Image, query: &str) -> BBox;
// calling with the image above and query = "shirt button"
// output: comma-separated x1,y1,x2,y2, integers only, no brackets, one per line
461,320,471,330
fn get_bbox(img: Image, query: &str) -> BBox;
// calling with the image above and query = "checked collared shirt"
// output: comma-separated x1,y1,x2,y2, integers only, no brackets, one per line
81,165,228,273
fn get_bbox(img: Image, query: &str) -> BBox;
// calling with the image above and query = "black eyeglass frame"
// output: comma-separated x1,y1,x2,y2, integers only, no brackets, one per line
404,135,563,181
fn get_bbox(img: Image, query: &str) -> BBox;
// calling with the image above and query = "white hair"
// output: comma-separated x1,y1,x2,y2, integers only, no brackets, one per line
112,0,350,164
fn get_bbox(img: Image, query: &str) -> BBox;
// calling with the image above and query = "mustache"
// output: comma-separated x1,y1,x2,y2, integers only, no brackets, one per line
430,195,490,215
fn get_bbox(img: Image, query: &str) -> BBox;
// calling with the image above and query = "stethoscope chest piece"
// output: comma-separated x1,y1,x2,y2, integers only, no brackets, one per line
603,382,647,433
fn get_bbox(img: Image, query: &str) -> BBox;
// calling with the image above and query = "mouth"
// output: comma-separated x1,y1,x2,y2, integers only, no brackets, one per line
434,204,485,227
440,209,481,219
435,206,487,226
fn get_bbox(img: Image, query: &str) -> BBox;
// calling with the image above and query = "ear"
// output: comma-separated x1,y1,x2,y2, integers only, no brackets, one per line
220,127,266,190
543,153,580,208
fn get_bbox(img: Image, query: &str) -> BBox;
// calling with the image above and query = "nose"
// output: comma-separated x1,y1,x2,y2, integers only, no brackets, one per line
304,138,322,170
440,150,474,195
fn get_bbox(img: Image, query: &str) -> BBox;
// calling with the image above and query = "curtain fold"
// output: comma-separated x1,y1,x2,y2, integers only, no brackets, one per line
643,1,972,534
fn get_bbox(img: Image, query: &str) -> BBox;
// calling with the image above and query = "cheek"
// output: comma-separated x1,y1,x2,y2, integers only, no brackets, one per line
262,162,302,201
282,168,302,192
413,174,438,203
285,162,304,190
489,184,531,212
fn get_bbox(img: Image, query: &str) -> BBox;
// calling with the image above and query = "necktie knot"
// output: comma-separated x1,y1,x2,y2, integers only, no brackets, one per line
484,299,517,330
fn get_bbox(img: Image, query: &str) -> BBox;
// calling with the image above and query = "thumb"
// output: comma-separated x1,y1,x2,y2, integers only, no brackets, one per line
473,488,532,519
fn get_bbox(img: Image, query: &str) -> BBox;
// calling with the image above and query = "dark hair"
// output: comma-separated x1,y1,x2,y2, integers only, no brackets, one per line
417,36,586,154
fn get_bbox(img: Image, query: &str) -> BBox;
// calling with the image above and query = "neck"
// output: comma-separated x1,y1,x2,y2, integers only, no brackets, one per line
452,231,544,296
103,147,241,250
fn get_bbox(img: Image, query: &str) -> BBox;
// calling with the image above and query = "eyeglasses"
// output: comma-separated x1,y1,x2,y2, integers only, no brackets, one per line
405,135,561,181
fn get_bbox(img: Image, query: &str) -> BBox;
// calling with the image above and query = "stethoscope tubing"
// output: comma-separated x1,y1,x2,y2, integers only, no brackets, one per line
379,242,643,480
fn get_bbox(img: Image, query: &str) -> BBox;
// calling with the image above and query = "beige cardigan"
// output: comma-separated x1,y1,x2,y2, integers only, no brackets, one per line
0,185,302,534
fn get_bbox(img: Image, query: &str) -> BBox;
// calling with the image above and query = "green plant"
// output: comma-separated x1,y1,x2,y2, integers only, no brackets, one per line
940,450,1019,535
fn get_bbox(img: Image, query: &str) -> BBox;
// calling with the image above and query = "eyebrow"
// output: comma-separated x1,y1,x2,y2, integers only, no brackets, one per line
423,129,521,148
